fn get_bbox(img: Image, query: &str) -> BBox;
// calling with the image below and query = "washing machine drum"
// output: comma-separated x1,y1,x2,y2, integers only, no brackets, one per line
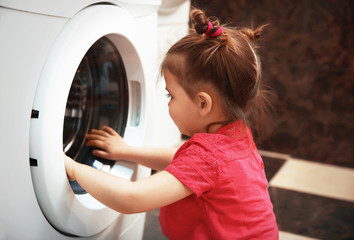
29,5,147,237
63,37,128,194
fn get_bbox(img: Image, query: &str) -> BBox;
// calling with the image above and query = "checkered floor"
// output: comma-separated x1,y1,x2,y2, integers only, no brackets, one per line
142,150,354,240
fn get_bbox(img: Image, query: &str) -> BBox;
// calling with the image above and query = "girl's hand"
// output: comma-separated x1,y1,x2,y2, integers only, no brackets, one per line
85,126,129,161
64,155,79,181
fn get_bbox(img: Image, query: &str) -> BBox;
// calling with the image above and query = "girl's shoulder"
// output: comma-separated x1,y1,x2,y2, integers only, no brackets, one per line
193,120,251,146
175,121,253,164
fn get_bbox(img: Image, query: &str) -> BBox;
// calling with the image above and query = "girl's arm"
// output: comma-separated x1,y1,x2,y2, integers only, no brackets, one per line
85,126,177,171
117,146,177,171
64,156,192,213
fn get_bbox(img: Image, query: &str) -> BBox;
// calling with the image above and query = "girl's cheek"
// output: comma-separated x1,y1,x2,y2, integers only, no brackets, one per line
168,105,176,120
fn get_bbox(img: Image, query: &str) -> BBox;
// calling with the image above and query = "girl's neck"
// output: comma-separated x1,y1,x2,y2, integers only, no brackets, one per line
205,120,230,133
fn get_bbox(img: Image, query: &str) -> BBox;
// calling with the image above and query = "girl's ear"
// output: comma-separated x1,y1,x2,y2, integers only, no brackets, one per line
196,92,213,117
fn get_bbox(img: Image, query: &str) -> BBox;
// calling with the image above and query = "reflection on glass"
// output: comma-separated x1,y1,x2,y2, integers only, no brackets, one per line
63,56,92,156
63,37,129,194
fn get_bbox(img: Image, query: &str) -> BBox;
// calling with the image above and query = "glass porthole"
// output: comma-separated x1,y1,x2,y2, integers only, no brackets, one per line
63,37,129,194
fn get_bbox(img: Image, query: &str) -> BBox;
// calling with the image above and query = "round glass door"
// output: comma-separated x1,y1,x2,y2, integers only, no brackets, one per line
63,37,128,194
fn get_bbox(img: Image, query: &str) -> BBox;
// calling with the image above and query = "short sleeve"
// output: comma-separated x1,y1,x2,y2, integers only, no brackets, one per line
165,142,220,197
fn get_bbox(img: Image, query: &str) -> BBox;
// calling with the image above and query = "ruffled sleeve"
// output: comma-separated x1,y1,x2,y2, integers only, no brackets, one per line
165,138,220,197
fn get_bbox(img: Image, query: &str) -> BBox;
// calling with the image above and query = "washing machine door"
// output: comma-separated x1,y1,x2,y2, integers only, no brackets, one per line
30,5,147,237
63,36,131,195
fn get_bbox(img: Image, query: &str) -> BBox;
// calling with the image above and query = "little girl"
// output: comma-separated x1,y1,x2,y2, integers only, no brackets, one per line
65,8,279,239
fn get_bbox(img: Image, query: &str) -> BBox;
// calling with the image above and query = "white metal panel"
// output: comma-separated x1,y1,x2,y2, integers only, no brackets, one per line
0,0,161,18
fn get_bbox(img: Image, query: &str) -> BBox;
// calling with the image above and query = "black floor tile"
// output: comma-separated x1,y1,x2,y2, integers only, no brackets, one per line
143,209,167,240
262,156,286,182
269,187,354,240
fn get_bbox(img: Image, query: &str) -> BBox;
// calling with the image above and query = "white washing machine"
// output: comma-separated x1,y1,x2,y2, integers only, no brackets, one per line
0,0,160,239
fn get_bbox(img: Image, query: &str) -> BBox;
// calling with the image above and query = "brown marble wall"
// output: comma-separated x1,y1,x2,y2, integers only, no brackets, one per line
192,0,354,168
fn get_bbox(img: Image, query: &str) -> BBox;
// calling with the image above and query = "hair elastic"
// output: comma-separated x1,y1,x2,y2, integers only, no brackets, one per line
204,22,223,37
205,22,213,35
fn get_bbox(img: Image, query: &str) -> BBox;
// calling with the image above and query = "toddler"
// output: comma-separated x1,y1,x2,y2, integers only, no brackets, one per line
65,8,278,239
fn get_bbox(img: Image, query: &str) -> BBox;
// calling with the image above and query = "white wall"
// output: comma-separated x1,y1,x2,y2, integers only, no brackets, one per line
154,0,191,147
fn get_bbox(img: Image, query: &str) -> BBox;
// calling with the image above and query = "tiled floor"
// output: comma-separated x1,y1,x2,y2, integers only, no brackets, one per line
142,150,354,240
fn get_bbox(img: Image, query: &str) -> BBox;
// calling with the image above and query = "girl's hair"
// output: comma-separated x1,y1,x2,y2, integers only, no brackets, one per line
161,8,274,140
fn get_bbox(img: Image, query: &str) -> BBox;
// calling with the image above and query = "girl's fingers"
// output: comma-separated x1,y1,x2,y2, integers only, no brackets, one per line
85,133,106,141
102,126,118,136
85,139,106,149
92,149,110,159
88,126,119,138
89,128,110,137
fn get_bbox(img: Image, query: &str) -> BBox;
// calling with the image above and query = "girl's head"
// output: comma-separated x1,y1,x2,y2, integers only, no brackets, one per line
161,8,273,138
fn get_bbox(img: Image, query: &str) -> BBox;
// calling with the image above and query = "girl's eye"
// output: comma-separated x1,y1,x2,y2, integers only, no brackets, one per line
166,93,172,99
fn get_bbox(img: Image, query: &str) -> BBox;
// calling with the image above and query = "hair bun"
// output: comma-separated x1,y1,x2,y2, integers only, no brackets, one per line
190,9,209,34
190,8,222,36
240,24,268,42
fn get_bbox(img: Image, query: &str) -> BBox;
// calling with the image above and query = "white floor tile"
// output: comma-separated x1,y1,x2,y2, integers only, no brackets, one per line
258,150,291,160
279,231,319,240
269,158,354,202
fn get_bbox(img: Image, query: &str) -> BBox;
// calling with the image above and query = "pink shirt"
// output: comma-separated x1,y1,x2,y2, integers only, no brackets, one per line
160,121,278,240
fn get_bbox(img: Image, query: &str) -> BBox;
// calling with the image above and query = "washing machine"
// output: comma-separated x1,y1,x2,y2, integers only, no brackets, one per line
0,0,160,239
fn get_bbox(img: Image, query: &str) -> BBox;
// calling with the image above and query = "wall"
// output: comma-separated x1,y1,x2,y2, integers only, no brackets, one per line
192,0,354,168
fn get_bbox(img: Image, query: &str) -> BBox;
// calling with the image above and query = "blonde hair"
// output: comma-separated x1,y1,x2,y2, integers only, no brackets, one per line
161,8,274,139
